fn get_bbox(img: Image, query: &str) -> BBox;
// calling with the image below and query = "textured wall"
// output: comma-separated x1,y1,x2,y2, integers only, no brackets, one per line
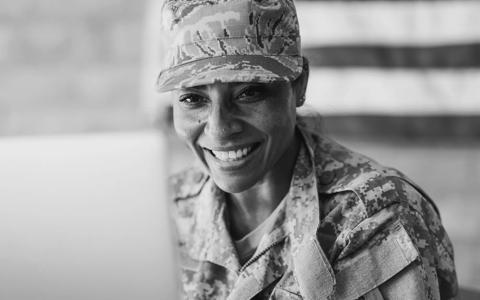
0,0,149,135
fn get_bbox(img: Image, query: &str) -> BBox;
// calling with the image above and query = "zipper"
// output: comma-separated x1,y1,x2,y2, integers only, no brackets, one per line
240,237,288,272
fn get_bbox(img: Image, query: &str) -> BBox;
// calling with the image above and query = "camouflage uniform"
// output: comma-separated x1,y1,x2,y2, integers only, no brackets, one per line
170,109,458,300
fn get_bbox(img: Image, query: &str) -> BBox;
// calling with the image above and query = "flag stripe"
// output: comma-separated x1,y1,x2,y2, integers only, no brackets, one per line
305,68,480,115
303,44,480,68
296,1,480,46
320,115,480,139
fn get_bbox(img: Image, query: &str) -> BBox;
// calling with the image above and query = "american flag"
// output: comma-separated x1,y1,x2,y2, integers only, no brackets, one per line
144,0,480,136
296,0,480,116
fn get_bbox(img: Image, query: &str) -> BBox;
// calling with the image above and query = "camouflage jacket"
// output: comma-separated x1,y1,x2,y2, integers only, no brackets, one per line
170,110,458,300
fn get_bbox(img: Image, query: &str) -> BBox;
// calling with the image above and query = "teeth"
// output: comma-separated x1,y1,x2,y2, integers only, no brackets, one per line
211,146,253,162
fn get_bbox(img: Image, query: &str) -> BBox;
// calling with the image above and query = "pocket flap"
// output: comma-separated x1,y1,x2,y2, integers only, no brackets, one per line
334,221,419,300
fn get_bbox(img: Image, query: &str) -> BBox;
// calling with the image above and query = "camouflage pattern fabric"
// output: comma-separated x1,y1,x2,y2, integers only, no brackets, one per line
170,109,458,299
156,0,303,92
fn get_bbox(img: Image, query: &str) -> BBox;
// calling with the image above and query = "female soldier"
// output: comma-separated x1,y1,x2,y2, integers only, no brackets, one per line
156,0,458,298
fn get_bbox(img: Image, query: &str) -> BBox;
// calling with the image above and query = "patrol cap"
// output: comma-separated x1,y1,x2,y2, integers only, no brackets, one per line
156,0,303,92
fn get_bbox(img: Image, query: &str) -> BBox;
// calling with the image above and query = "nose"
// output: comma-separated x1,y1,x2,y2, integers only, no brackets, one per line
204,102,242,139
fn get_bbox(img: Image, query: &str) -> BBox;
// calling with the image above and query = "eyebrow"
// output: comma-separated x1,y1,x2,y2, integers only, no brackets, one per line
181,85,208,93
180,82,268,95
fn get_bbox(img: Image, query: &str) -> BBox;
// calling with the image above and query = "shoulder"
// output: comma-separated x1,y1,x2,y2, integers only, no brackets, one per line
169,167,209,251
296,112,439,220
169,167,208,202
312,134,442,248
169,167,208,226
312,137,411,251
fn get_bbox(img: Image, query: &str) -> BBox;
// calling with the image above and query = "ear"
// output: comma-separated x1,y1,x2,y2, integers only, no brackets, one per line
292,57,309,107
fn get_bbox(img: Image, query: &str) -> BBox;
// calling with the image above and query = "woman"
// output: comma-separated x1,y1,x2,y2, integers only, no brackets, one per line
157,0,458,299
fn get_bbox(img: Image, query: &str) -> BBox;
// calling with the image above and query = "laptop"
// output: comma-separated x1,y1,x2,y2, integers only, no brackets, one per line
0,131,179,300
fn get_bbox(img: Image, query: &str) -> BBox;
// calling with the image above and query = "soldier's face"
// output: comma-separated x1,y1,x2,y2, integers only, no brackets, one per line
172,81,300,193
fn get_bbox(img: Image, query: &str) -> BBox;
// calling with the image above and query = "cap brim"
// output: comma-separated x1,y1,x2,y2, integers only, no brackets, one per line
156,55,303,92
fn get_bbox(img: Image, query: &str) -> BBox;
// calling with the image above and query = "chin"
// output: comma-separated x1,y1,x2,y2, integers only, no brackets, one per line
211,175,256,194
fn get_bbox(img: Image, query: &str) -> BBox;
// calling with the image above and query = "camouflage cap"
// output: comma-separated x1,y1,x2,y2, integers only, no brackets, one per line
156,0,303,92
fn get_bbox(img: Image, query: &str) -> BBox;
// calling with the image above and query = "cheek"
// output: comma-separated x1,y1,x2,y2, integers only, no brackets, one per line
172,106,203,144
262,100,296,135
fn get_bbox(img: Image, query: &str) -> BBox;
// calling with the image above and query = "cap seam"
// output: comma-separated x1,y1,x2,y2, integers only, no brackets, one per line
171,35,300,48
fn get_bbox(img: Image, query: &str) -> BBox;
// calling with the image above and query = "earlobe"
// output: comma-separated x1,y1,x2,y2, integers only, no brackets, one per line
296,95,306,107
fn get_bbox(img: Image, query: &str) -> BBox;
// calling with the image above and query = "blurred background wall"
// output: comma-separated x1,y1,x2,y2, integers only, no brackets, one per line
0,0,150,135
0,0,479,294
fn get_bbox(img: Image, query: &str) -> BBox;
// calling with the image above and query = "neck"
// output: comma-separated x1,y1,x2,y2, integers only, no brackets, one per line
226,132,301,239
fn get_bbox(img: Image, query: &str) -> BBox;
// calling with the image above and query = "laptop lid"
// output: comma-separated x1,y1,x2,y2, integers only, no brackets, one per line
0,131,178,300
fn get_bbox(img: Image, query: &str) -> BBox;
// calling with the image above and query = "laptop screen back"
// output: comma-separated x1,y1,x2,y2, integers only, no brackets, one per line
0,131,178,300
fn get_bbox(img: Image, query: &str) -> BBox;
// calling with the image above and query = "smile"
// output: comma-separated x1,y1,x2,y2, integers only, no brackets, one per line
204,143,260,163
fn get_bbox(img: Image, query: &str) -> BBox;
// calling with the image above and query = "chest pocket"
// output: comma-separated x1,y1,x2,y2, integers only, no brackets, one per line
334,221,419,299
286,221,419,300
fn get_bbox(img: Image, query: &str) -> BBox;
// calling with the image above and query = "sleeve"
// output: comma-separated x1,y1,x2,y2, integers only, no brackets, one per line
325,178,458,300
376,180,458,300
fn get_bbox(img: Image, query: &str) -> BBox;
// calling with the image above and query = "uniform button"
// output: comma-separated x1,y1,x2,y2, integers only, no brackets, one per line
319,171,335,185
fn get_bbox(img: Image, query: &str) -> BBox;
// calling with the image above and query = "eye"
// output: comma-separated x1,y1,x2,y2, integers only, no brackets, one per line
178,93,207,108
236,85,266,102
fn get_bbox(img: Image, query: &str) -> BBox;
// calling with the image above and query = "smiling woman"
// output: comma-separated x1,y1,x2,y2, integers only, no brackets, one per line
156,0,458,299
172,80,303,240
172,81,301,195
